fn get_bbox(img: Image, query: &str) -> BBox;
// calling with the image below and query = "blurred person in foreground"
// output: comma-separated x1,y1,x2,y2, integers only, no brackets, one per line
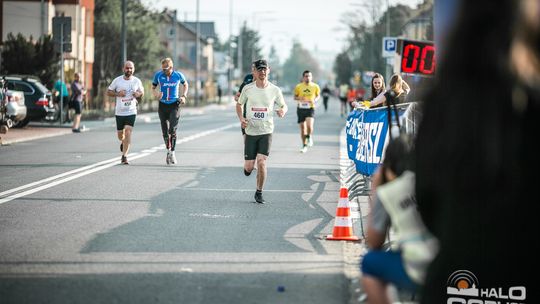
361,135,438,304
415,0,539,302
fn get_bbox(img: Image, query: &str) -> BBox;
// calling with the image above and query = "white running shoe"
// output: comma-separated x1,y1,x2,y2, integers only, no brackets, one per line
308,136,314,147
170,151,177,164
300,145,308,153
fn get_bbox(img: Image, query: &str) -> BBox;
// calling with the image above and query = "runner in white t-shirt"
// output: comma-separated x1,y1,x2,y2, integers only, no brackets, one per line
107,61,144,165
236,59,288,204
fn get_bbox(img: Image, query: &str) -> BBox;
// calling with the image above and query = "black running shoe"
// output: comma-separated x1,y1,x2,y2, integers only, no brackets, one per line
244,169,252,176
120,143,123,152
121,155,129,165
254,191,266,204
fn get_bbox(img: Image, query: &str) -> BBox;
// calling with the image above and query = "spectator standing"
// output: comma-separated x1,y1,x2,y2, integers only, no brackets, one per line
370,73,386,101
69,73,86,132
370,74,410,108
53,78,70,122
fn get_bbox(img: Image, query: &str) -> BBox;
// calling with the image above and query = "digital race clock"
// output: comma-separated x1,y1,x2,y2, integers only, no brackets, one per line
399,39,436,76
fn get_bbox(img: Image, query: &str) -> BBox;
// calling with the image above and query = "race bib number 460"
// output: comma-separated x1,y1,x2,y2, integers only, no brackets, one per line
250,107,269,121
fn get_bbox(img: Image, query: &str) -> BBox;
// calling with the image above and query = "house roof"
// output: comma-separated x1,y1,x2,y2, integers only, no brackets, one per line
183,22,217,41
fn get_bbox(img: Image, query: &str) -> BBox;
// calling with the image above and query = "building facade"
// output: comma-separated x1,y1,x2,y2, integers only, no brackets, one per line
159,9,217,102
1,0,94,92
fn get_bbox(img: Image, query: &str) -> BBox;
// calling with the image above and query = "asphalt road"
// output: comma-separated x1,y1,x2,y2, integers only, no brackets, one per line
0,97,357,304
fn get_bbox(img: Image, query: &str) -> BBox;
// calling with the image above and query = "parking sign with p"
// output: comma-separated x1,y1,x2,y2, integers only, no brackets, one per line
382,37,397,58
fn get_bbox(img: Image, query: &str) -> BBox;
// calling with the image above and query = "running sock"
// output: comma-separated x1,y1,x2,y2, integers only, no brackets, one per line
170,133,177,151
163,135,170,149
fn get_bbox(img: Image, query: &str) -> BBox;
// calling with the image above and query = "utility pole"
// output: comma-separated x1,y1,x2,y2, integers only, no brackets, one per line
237,27,243,76
60,25,65,125
195,0,200,106
386,0,390,37
385,0,392,80
53,16,71,125
227,0,233,101
41,0,46,39
173,10,177,63
121,0,127,66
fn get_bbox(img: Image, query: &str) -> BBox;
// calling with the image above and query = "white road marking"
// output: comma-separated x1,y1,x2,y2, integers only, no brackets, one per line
180,188,316,193
0,123,237,205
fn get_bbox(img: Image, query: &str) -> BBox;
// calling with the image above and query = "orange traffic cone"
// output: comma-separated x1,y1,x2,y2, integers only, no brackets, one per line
326,187,359,241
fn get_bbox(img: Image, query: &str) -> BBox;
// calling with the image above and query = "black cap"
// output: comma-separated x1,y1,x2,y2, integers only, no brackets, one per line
253,59,268,70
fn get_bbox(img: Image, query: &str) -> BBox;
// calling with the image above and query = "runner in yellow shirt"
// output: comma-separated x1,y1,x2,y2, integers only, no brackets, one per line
294,70,320,153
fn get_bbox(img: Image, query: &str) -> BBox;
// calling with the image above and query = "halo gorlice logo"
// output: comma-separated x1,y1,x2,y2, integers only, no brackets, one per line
447,270,479,297
446,270,527,304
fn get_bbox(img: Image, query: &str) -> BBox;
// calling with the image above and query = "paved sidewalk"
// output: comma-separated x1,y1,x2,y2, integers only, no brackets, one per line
338,127,369,304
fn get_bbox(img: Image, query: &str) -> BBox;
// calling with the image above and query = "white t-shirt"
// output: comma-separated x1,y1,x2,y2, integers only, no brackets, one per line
237,82,286,136
108,75,144,116
376,171,439,284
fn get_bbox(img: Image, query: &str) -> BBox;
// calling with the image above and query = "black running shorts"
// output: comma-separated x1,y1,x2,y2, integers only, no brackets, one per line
297,108,315,123
115,114,136,130
244,133,272,160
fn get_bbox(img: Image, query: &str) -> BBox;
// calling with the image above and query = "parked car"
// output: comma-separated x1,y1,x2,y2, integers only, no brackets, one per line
2,75,56,127
1,77,27,132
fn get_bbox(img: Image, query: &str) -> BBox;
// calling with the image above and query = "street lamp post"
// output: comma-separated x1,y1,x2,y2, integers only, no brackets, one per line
173,10,177,64
227,0,233,101
121,0,126,66
250,11,274,62
385,0,392,80
237,31,242,76
195,0,200,106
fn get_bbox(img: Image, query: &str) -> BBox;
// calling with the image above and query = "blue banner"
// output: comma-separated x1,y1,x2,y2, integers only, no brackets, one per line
346,105,413,176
